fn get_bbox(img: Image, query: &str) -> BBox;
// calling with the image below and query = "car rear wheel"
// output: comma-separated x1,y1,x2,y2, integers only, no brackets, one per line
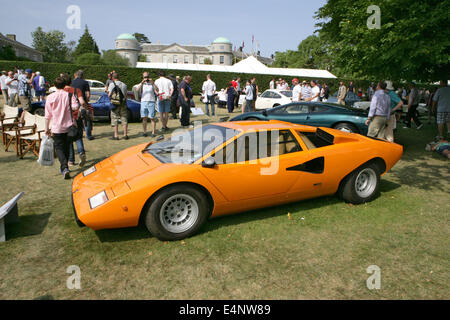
333,122,358,133
144,185,210,241
339,163,380,204
272,104,280,108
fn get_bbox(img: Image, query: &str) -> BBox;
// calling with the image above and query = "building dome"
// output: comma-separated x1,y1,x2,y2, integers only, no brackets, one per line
213,37,231,44
116,33,137,41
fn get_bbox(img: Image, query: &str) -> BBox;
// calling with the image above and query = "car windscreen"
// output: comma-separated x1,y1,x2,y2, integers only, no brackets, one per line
89,95,102,103
145,125,240,164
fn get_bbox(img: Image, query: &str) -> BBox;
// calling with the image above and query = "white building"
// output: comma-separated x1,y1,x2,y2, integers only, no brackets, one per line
115,34,273,67
0,33,43,62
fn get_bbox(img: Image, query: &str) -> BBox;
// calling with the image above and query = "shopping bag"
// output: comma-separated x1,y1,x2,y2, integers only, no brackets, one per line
37,135,54,166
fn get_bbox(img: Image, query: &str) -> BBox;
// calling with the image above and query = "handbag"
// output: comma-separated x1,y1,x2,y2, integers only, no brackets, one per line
67,92,82,142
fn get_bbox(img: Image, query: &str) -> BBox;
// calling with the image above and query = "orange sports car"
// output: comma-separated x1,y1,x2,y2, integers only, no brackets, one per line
72,120,403,241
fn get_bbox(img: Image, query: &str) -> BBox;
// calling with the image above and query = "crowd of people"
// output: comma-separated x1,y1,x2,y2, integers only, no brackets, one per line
1,66,449,180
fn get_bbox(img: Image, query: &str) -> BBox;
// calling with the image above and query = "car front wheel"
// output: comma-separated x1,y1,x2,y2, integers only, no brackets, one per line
339,163,380,204
144,185,210,241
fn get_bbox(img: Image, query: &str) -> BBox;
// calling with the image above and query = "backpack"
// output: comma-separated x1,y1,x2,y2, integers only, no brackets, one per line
110,81,125,106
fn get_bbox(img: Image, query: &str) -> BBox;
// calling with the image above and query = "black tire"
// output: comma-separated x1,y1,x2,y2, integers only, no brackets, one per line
338,163,380,204
273,104,280,108
126,109,132,122
34,108,45,116
144,185,210,241
333,122,358,133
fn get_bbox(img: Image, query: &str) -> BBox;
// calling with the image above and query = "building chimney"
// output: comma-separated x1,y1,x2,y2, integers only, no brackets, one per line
6,34,16,41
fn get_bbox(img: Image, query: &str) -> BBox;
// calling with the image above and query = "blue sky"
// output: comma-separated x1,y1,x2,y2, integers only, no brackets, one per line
0,0,327,57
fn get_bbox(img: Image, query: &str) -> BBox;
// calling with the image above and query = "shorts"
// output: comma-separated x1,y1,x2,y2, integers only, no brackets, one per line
111,104,128,126
35,90,46,97
158,99,171,113
436,144,450,153
141,100,156,119
436,112,450,124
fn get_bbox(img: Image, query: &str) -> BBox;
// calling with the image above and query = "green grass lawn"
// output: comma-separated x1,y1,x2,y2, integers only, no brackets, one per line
0,100,449,299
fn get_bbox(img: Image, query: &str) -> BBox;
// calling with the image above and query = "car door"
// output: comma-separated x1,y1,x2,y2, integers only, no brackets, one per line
95,94,111,119
306,104,331,127
268,103,310,125
256,91,272,109
199,129,308,202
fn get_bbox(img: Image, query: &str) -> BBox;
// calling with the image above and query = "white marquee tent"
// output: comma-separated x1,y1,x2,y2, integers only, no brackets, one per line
136,56,337,79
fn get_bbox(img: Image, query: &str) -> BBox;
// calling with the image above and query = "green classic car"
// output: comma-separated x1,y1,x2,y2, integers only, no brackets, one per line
230,102,369,135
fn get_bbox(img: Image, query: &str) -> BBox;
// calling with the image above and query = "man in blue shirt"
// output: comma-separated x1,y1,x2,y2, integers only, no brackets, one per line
365,81,391,138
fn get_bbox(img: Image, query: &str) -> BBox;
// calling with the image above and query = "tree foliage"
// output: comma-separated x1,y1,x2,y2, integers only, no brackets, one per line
31,27,71,63
0,45,17,60
315,0,450,81
133,33,151,43
273,35,336,71
102,50,130,66
73,25,100,57
75,53,103,65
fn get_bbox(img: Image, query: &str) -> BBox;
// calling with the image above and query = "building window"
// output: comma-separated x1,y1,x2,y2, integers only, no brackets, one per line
125,41,129,47
220,56,224,64
184,55,189,63
146,55,152,62
199,56,203,64
163,55,167,63
220,45,224,50
173,55,178,63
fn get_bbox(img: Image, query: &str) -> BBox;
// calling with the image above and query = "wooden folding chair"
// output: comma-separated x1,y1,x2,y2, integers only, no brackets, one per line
1,105,19,147
19,114,47,159
4,111,36,155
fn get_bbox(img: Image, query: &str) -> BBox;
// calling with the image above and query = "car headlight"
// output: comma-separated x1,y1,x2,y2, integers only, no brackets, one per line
83,166,96,177
89,191,108,209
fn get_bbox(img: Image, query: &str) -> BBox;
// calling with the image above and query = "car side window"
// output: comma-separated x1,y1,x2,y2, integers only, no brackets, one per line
261,91,271,98
310,105,329,113
285,104,309,114
272,93,281,99
213,130,302,164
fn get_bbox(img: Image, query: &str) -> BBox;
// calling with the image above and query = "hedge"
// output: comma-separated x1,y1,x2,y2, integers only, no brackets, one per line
0,60,377,94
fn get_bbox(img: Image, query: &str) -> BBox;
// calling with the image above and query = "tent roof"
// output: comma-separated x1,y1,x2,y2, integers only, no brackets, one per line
136,56,337,79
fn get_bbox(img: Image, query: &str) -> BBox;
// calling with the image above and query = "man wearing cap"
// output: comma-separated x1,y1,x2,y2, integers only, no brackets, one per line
365,81,391,138
292,79,301,102
383,81,403,142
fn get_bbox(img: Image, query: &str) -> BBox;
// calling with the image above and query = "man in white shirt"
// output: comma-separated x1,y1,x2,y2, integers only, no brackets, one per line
269,78,275,90
292,78,301,102
301,81,312,101
308,80,320,102
154,70,173,131
1,71,8,106
137,72,159,137
108,72,129,140
202,74,216,116
5,71,19,107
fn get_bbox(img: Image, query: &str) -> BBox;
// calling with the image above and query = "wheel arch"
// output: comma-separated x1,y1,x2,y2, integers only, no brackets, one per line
138,181,215,225
337,157,387,195
331,121,360,133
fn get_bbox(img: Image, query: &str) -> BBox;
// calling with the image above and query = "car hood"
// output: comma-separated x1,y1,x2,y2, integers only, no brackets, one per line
73,143,162,194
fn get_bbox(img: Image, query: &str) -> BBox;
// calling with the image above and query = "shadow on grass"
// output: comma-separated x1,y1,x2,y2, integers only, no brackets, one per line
6,212,51,240
94,224,152,243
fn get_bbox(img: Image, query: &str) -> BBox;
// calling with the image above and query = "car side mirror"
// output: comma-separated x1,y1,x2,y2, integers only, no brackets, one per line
202,157,216,168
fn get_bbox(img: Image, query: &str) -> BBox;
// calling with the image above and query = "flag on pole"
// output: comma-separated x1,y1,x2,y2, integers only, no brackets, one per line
242,41,245,48
252,35,254,44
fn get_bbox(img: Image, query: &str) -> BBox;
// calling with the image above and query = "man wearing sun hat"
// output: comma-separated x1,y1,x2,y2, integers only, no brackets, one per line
384,80,404,142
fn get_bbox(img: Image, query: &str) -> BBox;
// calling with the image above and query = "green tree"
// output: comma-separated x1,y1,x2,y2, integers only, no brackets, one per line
0,45,17,60
133,33,151,43
73,25,100,57
273,35,337,72
31,27,71,63
101,50,129,66
315,0,450,81
75,53,103,65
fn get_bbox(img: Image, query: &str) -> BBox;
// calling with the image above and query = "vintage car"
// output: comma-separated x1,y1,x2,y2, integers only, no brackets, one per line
255,89,293,110
72,120,403,241
230,102,369,134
